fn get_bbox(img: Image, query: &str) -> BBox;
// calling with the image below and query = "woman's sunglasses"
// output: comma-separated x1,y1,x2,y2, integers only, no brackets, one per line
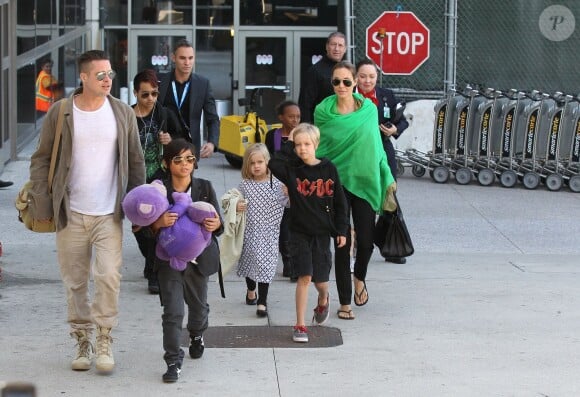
95,70,117,81
140,91,159,99
331,78,353,87
171,155,196,165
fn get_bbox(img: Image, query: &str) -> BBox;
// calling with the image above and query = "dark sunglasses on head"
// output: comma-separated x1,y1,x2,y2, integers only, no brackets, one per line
171,155,196,165
331,78,353,87
95,70,116,81
140,91,159,99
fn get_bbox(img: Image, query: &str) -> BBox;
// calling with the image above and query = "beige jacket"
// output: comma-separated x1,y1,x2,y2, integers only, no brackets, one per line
29,89,146,230
219,188,246,276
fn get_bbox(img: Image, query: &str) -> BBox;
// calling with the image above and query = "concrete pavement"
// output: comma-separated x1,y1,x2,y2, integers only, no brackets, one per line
1,137,580,396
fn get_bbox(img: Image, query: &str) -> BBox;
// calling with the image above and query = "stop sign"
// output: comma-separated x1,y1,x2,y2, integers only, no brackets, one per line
366,11,430,75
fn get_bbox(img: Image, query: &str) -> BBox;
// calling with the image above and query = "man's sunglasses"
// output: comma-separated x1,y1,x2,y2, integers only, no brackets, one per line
95,70,117,81
331,78,353,87
171,155,196,165
140,91,159,99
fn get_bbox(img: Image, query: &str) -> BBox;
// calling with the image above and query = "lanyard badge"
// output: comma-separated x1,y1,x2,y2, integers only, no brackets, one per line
383,105,390,119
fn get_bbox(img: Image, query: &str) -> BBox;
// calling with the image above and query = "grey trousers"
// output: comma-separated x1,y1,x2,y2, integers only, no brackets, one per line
157,240,218,365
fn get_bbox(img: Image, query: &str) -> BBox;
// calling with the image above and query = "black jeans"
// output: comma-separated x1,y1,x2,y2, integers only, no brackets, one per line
334,189,376,306
158,262,209,366
156,239,218,365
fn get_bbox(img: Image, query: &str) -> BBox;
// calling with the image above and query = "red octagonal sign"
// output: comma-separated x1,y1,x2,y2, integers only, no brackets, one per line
366,11,430,75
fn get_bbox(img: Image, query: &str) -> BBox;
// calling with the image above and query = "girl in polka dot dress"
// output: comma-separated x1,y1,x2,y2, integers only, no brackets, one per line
236,143,288,317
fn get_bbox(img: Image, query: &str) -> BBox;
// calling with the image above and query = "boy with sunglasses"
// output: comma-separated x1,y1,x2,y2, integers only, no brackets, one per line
131,69,185,294
148,138,223,383
29,49,145,374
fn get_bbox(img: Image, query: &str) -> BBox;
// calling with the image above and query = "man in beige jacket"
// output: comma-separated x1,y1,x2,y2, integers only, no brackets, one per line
29,50,145,374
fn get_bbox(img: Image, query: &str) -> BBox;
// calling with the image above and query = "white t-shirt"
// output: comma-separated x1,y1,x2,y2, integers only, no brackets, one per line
69,97,119,215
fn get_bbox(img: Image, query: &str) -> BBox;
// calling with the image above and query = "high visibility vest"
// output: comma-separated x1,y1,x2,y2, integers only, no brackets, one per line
35,70,57,112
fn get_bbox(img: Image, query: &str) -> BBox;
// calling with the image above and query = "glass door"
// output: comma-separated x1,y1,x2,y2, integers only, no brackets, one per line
292,31,332,103
235,30,335,123
237,32,292,124
128,29,192,104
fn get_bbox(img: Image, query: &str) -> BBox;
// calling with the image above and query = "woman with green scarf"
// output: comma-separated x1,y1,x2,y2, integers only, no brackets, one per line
315,61,395,320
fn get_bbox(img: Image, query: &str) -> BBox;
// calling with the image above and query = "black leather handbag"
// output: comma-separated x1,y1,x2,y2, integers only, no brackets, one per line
374,195,414,258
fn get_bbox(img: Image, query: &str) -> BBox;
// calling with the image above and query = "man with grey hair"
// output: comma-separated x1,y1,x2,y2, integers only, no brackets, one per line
298,32,347,123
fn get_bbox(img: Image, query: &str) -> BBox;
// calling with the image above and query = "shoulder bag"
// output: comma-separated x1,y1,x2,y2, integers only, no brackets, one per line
15,99,66,233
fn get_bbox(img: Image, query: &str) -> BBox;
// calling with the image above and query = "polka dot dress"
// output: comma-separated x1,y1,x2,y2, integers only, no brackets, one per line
236,177,286,283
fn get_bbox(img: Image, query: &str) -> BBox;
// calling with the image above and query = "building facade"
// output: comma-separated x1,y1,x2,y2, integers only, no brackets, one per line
2,1,578,173
0,0,344,171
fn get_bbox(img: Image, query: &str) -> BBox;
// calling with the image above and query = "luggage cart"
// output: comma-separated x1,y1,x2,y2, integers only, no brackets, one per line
509,91,550,189
442,86,480,185
466,88,503,186
490,89,526,188
402,86,479,184
535,92,573,191
402,90,456,181
558,94,580,192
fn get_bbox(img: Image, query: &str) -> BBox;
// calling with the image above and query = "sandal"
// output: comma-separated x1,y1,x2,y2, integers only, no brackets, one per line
337,309,355,320
354,281,369,307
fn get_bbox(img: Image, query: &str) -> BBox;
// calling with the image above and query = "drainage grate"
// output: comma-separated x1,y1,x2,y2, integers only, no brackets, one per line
181,326,343,348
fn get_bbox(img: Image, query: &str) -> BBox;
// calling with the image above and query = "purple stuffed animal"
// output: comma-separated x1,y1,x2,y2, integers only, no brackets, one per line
122,180,169,226
156,191,217,271
122,180,217,271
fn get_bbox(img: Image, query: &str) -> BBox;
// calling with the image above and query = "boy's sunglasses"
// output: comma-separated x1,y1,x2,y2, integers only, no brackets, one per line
140,91,159,99
171,155,196,165
95,70,117,81
331,78,353,87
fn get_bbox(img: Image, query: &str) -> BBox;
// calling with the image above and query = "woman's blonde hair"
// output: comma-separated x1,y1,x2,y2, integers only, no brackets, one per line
292,123,320,148
241,143,271,179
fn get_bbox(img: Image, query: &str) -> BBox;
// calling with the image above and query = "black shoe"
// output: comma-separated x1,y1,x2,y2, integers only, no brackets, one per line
189,335,204,359
256,304,268,317
245,290,257,305
384,256,406,264
0,180,13,188
148,279,160,294
162,363,181,383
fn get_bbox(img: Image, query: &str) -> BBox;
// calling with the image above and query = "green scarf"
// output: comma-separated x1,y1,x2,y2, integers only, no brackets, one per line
315,93,394,212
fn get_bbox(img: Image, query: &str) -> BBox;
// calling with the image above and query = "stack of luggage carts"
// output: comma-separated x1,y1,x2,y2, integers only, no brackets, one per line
398,85,580,192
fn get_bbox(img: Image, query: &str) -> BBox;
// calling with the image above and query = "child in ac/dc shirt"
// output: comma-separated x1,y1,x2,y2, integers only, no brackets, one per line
268,122,348,343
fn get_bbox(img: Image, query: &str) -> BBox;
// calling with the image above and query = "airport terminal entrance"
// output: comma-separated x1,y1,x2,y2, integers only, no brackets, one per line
235,30,333,123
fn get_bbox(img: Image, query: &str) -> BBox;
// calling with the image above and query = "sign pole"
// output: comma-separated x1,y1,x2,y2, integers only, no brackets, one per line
378,27,386,87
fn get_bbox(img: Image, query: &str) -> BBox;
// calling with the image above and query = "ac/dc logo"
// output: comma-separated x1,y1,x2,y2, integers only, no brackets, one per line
296,178,335,197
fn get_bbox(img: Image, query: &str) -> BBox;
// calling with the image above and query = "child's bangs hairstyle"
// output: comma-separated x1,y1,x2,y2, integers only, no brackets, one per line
162,138,197,168
242,143,270,179
292,123,320,147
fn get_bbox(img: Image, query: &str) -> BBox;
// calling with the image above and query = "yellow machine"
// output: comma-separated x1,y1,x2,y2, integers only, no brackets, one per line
218,90,281,167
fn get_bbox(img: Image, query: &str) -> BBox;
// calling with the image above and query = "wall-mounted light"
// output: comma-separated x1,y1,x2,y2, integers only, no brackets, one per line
256,54,273,65
151,55,169,66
